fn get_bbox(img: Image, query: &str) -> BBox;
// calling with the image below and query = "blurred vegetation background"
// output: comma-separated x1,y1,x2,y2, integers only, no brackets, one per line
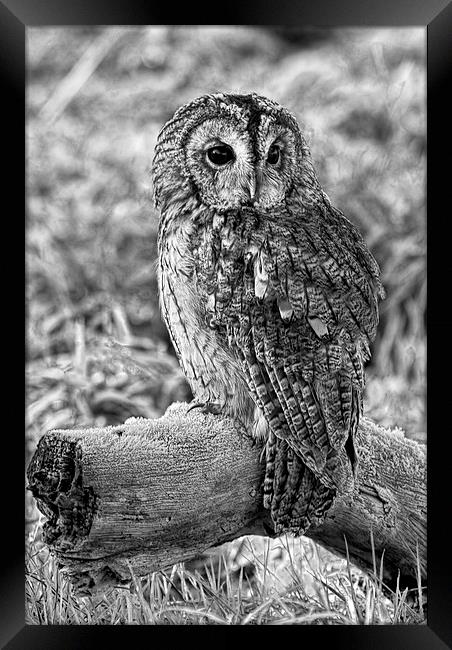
26,26,426,624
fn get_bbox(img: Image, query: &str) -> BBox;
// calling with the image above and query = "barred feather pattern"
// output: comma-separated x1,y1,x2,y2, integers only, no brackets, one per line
153,93,384,535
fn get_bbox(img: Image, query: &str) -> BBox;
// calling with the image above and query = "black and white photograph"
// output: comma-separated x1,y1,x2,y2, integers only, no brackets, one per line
24,24,428,627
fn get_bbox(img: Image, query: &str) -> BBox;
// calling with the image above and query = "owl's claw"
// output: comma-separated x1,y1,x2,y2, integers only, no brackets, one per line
187,401,223,416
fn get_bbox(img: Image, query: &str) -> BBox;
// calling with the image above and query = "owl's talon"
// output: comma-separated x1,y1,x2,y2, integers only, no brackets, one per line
187,401,204,414
201,402,223,415
187,401,223,416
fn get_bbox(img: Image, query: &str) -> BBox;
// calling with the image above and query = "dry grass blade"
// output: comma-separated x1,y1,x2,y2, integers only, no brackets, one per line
161,606,229,625
240,598,276,625
364,580,376,624
271,610,351,625
39,29,125,124
416,541,424,617
127,562,156,624
343,535,363,624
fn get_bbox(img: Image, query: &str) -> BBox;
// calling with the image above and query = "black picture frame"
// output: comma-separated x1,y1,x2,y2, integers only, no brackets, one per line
4,0,451,646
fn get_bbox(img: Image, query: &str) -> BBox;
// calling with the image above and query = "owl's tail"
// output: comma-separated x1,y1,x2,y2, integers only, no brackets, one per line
263,434,336,536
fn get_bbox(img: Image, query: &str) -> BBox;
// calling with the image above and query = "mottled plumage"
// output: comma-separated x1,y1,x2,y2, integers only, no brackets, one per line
152,93,384,535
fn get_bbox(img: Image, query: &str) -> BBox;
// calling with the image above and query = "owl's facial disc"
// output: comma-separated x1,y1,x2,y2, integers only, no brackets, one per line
184,113,299,212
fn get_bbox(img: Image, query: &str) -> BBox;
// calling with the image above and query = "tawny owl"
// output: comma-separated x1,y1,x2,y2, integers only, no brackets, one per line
152,93,384,535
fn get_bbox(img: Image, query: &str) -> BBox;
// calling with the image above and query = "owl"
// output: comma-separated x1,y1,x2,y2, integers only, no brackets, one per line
152,93,384,535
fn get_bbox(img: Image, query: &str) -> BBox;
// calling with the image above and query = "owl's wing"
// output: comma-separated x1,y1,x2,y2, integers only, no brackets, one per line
231,206,383,488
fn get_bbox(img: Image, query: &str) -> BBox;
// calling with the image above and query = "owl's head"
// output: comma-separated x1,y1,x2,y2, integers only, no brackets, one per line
153,93,320,214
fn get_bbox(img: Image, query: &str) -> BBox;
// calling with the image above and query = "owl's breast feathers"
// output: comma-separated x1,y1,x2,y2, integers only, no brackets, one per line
189,202,384,486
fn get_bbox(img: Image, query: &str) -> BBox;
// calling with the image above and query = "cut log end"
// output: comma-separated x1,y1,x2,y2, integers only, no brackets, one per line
27,434,97,550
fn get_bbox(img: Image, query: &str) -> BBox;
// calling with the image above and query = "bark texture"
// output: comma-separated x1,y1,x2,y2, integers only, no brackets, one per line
27,402,426,596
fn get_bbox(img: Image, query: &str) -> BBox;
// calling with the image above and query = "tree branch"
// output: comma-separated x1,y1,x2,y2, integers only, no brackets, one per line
27,403,426,596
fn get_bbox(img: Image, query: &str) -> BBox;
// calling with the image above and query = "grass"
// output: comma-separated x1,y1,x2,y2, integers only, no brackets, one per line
26,527,424,625
26,26,426,624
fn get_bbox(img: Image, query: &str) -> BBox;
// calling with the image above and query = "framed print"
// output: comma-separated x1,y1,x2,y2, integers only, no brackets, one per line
2,0,451,646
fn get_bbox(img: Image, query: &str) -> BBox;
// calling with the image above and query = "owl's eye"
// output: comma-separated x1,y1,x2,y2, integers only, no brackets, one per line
206,145,235,166
267,144,280,165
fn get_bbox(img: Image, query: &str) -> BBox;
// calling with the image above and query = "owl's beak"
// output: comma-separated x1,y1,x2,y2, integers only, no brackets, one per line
247,174,257,201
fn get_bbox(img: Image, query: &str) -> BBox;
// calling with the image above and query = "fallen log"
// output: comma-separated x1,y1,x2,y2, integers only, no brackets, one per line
26,402,426,596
